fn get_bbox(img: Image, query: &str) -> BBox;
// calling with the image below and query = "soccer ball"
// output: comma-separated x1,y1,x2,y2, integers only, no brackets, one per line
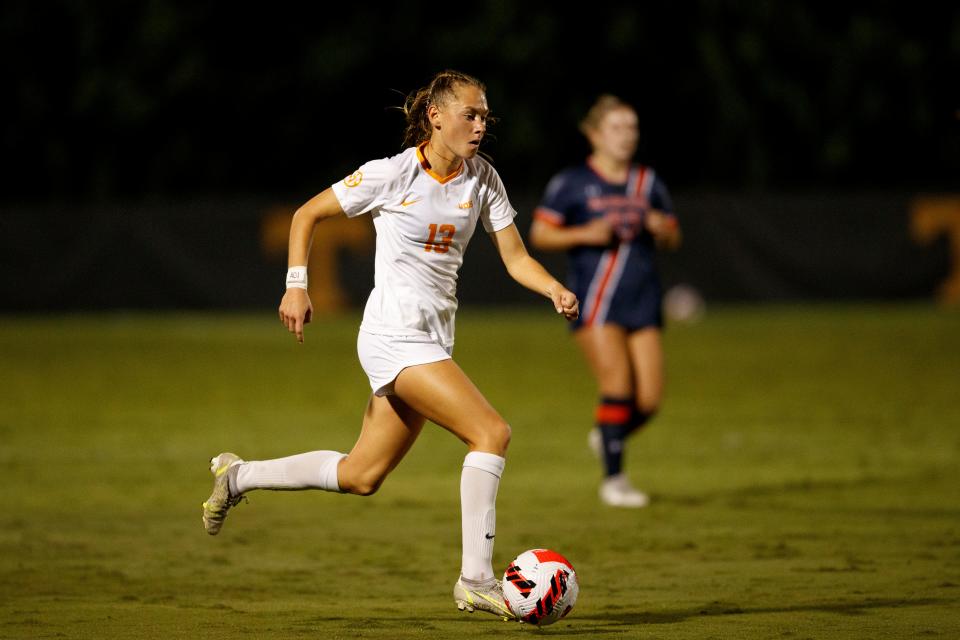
502,549,579,625
663,283,705,324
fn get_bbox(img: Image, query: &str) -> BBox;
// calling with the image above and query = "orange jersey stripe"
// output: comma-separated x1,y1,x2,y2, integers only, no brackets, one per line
585,247,619,326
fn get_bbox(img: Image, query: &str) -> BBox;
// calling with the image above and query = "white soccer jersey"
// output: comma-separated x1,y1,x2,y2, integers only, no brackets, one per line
331,144,517,346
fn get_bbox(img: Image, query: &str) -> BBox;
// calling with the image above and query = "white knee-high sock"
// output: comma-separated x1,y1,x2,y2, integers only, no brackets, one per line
234,450,346,494
460,451,506,582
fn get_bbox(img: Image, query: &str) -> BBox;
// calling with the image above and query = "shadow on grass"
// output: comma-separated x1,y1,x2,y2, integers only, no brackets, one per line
655,469,960,517
571,596,952,628
283,597,954,636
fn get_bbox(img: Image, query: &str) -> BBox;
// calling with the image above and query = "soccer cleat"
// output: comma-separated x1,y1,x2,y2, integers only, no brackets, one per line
599,473,650,508
588,427,602,461
454,577,517,621
202,452,244,535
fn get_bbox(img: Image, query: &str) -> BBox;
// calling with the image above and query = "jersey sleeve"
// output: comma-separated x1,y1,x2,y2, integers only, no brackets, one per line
649,174,674,215
478,164,517,233
331,158,401,218
533,171,573,227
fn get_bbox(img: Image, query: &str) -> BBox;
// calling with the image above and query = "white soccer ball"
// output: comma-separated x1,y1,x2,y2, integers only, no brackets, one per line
664,283,705,324
502,548,579,625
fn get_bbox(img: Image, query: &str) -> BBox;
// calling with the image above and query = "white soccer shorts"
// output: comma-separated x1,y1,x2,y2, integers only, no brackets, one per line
356,330,453,396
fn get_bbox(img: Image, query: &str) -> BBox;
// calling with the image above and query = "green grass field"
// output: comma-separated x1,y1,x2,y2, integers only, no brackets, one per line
1,305,958,639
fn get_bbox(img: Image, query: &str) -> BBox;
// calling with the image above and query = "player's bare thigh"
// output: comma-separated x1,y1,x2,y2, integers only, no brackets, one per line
574,324,633,397
338,394,426,496
626,327,664,413
393,358,511,456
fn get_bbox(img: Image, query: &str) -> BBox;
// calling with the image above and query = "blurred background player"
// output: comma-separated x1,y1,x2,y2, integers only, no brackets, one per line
529,95,681,508
201,70,579,618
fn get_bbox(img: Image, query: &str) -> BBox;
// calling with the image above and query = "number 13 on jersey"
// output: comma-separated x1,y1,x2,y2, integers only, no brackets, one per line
425,223,456,253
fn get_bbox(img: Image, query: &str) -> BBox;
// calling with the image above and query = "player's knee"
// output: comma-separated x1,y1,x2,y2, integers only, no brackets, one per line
349,477,384,497
343,469,387,496
498,421,512,452
632,400,659,431
476,419,511,455
637,398,660,416
635,387,662,415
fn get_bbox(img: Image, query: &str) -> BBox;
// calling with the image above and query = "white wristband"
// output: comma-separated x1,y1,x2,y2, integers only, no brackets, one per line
286,266,308,290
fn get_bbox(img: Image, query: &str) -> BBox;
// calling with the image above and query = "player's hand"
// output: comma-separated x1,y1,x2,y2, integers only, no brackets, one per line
579,218,614,246
547,283,580,321
645,209,681,249
278,288,313,343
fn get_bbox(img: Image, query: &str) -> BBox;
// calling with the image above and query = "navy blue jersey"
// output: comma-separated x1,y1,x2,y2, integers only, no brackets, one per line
534,161,674,330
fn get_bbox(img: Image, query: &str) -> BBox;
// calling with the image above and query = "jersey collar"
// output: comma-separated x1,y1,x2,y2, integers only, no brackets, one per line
586,156,630,186
417,142,464,184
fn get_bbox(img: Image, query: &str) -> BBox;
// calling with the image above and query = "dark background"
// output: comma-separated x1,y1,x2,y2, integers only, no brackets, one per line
2,3,958,309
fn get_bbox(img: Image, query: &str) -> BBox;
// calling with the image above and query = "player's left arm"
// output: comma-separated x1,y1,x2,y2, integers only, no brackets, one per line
644,209,682,250
490,222,579,320
644,178,682,250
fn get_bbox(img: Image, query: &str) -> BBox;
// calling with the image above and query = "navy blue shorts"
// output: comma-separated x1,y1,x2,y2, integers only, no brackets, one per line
572,280,662,332
568,241,663,333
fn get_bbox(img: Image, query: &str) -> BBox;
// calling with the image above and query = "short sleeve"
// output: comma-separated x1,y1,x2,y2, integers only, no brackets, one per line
478,165,517,233
533,172,572,227
331,158,401,218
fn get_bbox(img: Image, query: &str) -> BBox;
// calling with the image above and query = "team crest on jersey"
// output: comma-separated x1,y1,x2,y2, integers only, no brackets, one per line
343,170,363,187
458,200,473,210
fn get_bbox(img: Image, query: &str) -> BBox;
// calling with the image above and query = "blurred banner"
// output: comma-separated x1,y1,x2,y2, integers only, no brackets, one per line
0,191,952,312
659,191,954,303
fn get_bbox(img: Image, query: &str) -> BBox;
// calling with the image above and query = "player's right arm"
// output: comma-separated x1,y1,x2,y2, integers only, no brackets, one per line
529,217,612,251
528,171,612,251
279,188,345,343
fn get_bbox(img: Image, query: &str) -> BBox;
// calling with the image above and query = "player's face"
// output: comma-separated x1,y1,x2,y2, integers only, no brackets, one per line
590,108,639,163
433,84,489,160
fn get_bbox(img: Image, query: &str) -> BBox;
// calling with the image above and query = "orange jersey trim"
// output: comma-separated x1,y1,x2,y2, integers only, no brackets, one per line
533,207,564,226
417,142,463,184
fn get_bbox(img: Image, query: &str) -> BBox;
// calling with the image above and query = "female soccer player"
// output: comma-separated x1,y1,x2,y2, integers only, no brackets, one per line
201,70,579,619
529,95,681,508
